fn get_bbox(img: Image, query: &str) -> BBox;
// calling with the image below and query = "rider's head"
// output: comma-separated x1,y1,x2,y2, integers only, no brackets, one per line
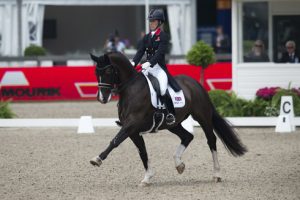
148,9,165,31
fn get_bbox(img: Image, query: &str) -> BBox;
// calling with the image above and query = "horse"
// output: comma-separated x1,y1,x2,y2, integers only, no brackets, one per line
89,52,247,186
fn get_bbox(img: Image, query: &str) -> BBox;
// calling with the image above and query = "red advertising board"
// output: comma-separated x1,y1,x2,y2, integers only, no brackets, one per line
0,63,231,101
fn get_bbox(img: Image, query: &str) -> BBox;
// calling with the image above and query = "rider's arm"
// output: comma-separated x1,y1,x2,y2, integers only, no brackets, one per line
132,36,146,67
149,33,169,67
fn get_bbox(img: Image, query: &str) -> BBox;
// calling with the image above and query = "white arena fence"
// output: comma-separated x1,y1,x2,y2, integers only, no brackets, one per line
0,117,300,128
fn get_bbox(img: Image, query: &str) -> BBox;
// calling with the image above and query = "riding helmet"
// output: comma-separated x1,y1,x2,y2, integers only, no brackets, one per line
148,9,165,22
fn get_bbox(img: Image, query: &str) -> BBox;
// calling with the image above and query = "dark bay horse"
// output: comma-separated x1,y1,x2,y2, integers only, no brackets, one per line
90,52,247,186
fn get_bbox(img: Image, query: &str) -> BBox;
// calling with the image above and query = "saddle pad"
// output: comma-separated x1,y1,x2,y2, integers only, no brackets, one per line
143,73,185,108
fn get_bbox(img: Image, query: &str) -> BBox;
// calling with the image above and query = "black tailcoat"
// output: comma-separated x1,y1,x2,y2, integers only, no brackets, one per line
133,28,180,92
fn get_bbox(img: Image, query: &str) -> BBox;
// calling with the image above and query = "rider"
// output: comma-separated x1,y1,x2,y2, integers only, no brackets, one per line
131,8,177,125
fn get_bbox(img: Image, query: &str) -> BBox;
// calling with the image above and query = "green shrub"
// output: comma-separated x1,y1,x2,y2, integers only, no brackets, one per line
209,88,300,117
186,41,216,68
24,45,46,56
208,90,231,107
209,90,271,117
243,98,271,116
271,89,300,116
219,93,249,117
186,40,215,85
0,100,15,118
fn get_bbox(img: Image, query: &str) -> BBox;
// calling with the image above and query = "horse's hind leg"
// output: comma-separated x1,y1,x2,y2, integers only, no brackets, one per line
129,134,154,186
168,124,194,174
194,115,221,182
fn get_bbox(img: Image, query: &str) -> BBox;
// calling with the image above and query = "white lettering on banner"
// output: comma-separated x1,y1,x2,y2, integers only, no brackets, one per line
0,71,29,86
275,96,296,133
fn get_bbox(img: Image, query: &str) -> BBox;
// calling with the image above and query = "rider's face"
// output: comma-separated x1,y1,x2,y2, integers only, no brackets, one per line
149,20,159,31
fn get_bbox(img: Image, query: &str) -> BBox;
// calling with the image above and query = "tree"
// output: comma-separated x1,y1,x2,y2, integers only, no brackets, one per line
186,41,216,85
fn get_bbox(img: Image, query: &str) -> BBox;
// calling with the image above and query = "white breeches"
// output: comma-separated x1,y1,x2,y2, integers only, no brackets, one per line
147,64,168,96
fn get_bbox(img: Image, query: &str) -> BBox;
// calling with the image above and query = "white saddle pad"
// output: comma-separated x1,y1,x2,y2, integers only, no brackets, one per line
143,73,185,108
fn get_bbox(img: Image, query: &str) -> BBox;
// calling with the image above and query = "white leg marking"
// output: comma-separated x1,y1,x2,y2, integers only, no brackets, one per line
173,144,186,167
98,90,104,102
140,161,154,186
212,150,221,182
107,93,112,102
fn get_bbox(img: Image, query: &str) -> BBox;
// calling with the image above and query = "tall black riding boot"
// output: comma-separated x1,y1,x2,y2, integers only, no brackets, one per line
160,94,176,125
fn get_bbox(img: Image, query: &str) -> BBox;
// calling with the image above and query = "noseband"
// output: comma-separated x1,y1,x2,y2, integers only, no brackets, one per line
96,64,119,94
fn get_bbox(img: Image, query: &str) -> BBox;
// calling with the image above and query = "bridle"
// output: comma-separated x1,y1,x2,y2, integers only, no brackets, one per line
95,63,139,95
96,64,119,94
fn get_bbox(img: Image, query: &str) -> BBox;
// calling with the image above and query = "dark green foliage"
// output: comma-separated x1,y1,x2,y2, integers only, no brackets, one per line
209,89,300,117
24,45,46,56
186,40,215,68
0,100,15,118
271,89,300,116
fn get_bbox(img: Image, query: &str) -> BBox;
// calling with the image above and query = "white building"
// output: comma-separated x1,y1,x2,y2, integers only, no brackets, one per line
0,0,196,56
232,0,300,99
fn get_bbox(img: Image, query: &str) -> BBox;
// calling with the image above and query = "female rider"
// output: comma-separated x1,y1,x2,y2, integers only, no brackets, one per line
131,8,179,125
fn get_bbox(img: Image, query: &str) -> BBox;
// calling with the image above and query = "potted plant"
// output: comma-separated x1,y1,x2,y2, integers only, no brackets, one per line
186,40,216,85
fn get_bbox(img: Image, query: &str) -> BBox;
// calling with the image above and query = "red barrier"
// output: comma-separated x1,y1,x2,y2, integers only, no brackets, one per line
168,62,232,91
0,63,231,101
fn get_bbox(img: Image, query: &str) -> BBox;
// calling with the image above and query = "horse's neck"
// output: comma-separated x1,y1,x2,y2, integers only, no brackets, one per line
111,59,137,83
109,53,137,86
118,67,136,83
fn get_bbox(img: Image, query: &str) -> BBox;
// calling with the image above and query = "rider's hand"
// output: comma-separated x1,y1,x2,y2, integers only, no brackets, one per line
130,61,135,67
141,62,151,71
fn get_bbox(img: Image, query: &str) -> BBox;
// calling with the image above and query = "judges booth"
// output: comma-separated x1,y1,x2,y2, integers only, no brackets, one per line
232,0,300,99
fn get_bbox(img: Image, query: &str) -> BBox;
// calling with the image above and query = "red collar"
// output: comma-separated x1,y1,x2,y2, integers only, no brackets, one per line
155,28,161,36
149,28,161,36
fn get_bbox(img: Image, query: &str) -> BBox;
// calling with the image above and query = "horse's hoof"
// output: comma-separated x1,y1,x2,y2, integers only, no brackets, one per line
139,181,151,187
176,162,185,174
213,177,222,183
90,156,102,167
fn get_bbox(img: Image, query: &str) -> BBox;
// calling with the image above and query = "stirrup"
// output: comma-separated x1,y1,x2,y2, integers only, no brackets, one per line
166,113,175,125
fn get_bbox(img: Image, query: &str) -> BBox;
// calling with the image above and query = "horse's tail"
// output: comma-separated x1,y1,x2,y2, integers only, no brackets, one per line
212,108,247,156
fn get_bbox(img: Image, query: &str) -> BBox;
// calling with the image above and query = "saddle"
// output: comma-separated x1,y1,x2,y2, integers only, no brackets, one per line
144,73,185,109
139,73,185,134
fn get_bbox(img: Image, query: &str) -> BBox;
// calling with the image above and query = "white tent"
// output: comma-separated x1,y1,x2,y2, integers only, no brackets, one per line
0,0,196,56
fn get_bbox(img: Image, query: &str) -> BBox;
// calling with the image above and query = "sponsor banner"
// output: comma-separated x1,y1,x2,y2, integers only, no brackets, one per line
0,63,231,101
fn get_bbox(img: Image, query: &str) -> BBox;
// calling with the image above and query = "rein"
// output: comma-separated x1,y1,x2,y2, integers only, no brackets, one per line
96,64,140,94
116,72,140,93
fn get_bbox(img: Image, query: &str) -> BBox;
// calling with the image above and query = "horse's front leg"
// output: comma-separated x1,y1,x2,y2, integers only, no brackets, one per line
90,126,132,167
129,133,154,186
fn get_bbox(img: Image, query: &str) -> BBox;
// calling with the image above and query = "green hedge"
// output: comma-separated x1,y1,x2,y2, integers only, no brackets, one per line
24,45,46,56
0,100,15,118
208,89,300,117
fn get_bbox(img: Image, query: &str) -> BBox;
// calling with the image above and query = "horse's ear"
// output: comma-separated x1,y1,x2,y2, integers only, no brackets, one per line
90,53,99,63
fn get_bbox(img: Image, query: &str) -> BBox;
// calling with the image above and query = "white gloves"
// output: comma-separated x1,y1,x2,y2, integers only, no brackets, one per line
130,61,135,67
141,62,151,71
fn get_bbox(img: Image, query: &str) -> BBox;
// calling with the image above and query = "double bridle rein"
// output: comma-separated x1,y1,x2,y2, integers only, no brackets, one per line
96,63,139,95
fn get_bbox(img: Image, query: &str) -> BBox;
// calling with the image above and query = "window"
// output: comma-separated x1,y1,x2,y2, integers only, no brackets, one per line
273,15,300,62
242,2,269,62
43,19,57,39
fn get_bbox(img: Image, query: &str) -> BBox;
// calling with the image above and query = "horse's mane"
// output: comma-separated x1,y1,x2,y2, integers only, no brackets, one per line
107,52,137,74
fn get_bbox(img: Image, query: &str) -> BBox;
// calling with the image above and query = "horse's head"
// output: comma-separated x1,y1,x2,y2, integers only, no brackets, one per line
90,53,119,104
